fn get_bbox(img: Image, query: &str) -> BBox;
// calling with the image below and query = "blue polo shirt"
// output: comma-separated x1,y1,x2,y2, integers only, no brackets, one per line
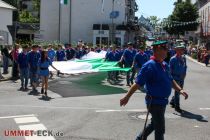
145,50,153,57
169,55,187,81
134,52,149,68
56,50,65,61
106,51,117,62
123,49,136,66
48,49,56,61
17,52,28,69
28,51,40,71
135,60,173,106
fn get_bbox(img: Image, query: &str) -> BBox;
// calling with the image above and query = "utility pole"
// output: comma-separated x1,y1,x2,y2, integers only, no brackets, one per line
111,0,115,45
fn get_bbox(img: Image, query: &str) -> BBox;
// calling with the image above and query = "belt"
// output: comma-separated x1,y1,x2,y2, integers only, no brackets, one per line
40,67,48,70
146,95,168,100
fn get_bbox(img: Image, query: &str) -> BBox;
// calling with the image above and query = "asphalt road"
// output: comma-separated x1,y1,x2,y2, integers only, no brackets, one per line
0,58,209,140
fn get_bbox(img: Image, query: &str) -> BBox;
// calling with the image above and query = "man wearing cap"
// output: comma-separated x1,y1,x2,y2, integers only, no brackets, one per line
28,45,40,93
105,45,118,81
119,42,136,86
169,45,187,113
131,46,149,84
18,45,29,91
120,41,188,140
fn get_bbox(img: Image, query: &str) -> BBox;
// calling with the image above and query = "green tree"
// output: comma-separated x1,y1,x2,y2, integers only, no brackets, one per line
165,0,199,36
148,16,160,27
19,10,39,23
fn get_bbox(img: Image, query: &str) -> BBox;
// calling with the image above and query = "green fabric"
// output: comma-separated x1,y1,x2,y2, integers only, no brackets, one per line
77,59,131,72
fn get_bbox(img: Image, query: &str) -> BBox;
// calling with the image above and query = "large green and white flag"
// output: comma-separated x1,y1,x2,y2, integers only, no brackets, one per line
60,0,68,5
50,58,130,74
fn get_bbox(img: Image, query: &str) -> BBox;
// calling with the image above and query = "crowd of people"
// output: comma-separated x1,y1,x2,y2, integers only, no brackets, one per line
0,41,107,99
0,38,206,139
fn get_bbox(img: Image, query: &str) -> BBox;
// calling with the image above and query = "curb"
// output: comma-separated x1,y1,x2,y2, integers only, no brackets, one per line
185,55,206,67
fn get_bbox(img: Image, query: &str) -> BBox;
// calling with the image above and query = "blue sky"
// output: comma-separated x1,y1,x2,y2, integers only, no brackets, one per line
136,0,176,20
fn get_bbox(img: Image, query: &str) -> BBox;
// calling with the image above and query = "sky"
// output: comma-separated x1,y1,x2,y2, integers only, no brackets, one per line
136,0,176,20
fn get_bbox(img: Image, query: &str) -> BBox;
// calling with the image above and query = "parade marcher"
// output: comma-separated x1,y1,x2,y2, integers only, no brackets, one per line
11,44,20,79
66,44,76,60
17,45,29,91
47,44,56,62
56,45,66,61
28,45,40,93
169,45,187,113
1,45,10,74
105,45,117,81
47,44,56,78
119,42,136,86
120,41,188,140
38,50,59,99
131,46,149,84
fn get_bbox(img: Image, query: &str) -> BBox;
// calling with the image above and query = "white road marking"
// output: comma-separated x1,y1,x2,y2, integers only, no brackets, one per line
95,109,147,113
14,117,40,124
199,108,210,110
0,104,105,110
19,124,55,140
0,114,36,119
194,125,199,128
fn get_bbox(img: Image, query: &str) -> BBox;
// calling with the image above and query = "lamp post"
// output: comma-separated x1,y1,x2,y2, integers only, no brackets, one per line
110,0,115,45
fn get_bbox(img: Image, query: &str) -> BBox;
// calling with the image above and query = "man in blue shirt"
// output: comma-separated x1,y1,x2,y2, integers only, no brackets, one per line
119,42,136,86
105,45,118,81
56,45,65,61
47,44,56,78
65,44,76,60
131,46,149,84
18,45,29,91
28,45,40,93
169,45,187,113
120,41,188,140
47,44,56,62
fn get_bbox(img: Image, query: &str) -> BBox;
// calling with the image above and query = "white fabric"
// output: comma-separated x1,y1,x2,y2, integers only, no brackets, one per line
49,51,106,74
49,61,98,74
81,51,106,60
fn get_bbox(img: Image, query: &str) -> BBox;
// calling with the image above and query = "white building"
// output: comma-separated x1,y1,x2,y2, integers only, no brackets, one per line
0,0,16,45
40,0,137,46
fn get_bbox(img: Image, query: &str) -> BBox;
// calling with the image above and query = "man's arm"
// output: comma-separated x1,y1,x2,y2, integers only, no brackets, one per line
120,83,140,106
172,80,188,100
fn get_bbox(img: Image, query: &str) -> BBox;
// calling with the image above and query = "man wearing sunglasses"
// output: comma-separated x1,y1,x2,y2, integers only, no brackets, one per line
120,41,188,140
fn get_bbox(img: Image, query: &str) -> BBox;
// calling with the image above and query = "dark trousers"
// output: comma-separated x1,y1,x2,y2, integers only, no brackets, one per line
20,68,29,88
125,64,132,85
3,55,9,73
136,105,166,140
170,80,184,107
12,61,19,78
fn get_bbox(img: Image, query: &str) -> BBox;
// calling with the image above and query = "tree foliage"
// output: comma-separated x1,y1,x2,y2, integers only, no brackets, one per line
164,0,199,35
2,0,40,23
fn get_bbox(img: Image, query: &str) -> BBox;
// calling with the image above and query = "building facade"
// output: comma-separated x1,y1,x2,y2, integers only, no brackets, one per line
40,0,137,46
0,0,16,45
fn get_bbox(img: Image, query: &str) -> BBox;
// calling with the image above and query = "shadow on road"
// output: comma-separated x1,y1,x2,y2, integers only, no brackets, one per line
180,110,208,122
49,72,126,97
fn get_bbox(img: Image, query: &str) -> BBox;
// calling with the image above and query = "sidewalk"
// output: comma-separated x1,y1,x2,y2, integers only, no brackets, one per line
186,55,209,67
0,67,12,82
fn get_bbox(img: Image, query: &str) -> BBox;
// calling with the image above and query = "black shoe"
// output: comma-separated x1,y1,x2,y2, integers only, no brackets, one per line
170,102,175,108
19,87,24,91
24,87,29,91
41,88,44,94
175,106,183,113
